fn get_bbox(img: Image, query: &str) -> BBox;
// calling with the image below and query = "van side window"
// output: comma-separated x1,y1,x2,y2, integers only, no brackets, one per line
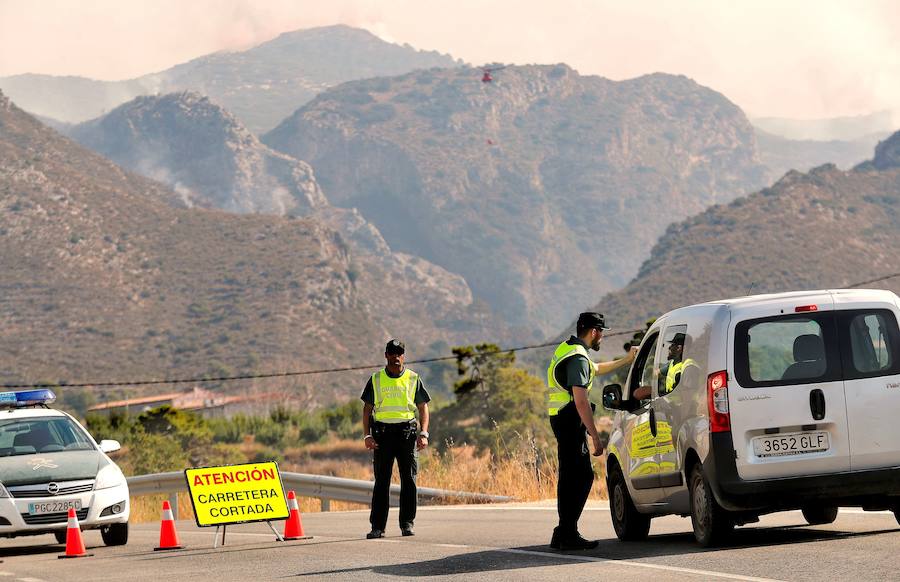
734,313,840,388
838,309,900,379
658,325,691,396
629,332,659,407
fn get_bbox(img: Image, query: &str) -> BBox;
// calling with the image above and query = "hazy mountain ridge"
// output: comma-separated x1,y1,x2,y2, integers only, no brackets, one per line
752,110,895,141
263,65,769,333
0,25,461,133
0,90,498,396
755,129,887,179
581,131,900,350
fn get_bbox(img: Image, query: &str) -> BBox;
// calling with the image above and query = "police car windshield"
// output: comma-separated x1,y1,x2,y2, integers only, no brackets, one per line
0,417,95,457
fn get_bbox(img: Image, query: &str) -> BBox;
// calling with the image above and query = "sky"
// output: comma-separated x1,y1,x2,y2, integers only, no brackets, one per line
1,0,898,120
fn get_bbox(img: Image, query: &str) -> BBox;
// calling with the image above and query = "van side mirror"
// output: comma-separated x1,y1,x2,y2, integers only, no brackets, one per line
602,384,623,410
99,440,121,454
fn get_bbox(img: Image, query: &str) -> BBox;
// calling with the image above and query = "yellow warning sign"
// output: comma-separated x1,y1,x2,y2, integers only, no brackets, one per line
184,462,289,527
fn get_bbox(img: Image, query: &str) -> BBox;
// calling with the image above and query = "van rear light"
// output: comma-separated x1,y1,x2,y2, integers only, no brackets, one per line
707,370,731,433
795,305,818,312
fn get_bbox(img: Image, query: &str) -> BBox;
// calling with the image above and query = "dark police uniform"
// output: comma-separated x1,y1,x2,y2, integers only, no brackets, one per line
360,368,430,534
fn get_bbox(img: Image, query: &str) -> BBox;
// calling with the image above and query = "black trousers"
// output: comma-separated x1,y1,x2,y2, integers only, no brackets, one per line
369,421,418,530
550,404,594,536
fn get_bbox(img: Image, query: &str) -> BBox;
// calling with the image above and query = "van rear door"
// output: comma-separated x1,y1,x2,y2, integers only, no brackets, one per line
729,295,851,480
836,306,900,471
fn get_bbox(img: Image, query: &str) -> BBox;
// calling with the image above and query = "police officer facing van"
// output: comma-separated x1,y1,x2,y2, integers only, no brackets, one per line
361,339,430,539
547,312,637,550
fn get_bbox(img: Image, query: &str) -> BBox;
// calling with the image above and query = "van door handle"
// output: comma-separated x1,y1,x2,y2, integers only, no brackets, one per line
809,389,825,421
649,408,657,438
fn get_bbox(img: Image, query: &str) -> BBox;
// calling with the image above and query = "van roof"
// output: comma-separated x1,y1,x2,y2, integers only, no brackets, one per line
661,289,899,320
706,288,897,308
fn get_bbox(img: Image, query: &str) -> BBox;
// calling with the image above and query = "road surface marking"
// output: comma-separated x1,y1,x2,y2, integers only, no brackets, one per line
497,548,784,581
419,506,610,511
433,543,469,548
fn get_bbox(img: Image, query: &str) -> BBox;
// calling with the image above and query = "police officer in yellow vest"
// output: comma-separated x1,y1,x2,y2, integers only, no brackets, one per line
361,339,430,539
661,333,696,394
548,312,637,550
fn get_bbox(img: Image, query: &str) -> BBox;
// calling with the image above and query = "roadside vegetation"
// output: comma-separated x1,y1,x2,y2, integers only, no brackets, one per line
78,343,642,521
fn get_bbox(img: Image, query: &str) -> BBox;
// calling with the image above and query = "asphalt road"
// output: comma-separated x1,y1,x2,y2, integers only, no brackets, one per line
1,502,898,581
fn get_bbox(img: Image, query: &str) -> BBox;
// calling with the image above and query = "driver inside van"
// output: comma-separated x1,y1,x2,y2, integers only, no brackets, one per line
633,333,696,400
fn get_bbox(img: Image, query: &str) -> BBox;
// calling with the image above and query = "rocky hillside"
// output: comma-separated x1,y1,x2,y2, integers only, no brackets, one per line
65,90,494,345
263,65,768,334
69,92,328,215
0,25,460,133
582,130,900,351
0,90,497,398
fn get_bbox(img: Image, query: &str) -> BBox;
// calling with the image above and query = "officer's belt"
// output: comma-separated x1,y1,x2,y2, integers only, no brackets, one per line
372,419,417,431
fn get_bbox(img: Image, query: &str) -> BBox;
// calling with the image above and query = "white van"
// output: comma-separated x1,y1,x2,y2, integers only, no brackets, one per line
601,289,900,546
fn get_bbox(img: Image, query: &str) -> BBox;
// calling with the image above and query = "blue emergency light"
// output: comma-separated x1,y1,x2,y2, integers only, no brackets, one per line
0,389,57,408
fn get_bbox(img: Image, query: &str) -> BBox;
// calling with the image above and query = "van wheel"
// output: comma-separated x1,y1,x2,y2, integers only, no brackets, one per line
801,505,838,525
689,464,733,547
608,465,651,541
53,530,66,545
101,522,129,546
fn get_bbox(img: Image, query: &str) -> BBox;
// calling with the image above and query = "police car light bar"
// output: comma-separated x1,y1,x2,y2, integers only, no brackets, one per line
0,389,57,408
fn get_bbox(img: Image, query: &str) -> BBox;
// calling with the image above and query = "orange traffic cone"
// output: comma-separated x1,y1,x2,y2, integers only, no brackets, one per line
58,508,92,559
154,500,184,551
282,490,310,540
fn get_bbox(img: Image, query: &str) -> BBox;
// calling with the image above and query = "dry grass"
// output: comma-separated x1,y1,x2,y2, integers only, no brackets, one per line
128,437,610,523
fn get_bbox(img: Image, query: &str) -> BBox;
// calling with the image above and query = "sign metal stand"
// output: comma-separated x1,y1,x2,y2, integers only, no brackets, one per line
213,525,226,548
267,521,284,542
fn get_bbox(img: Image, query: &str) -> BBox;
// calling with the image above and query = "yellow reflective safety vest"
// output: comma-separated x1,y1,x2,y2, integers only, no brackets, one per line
663,358,696,394
372,368,419,423
546,341,595,416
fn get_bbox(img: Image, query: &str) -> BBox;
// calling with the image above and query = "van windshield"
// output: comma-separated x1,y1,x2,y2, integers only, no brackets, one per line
0,417,95,456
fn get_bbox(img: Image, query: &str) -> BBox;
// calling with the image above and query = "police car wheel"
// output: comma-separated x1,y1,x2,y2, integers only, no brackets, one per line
608,465,650,541
100,522,129,546
801,505,838,526
689,464,733,547
53,530,67,545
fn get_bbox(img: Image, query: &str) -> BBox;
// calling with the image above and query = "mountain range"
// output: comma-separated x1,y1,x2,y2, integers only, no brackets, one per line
0,89,499,398
262,64,769,334
0,25,460,134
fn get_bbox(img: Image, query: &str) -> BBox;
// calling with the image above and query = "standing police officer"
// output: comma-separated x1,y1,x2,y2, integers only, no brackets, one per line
361,339,430,539
547,312,636,550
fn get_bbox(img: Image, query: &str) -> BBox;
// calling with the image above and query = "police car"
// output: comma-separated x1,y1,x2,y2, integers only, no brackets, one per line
0,389,129,545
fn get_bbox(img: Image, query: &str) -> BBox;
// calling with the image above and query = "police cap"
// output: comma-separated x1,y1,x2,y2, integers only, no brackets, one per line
385,339,405,355
577,312,610,331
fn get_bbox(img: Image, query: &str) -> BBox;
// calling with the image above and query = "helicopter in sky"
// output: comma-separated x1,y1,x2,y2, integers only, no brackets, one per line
481,64,508,83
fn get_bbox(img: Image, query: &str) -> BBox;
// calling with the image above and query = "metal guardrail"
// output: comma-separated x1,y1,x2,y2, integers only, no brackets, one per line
127,471,512,518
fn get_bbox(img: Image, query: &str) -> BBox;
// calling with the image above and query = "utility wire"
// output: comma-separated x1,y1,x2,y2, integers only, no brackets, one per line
846,272,900,289
3,329,644,390
5,269,900,391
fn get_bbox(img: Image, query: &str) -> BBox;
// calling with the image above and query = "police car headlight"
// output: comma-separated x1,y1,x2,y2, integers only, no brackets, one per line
94,464,126,490
0,482,9,498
